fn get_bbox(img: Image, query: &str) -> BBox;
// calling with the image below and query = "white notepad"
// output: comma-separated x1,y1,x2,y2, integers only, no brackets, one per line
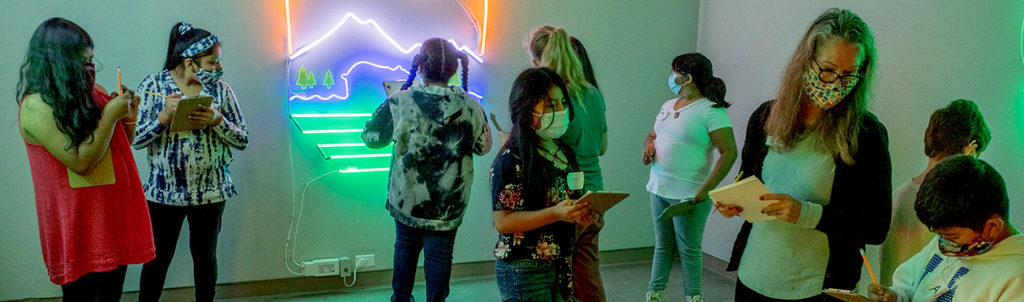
708,176,776,223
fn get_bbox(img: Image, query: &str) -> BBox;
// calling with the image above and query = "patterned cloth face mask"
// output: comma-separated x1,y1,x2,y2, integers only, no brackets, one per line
804,70,854,109
195,68,224,86
937,236,993,257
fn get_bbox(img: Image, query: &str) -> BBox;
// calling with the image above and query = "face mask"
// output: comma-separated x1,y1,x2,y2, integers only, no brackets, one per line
937,236,993,257
195,67,224,86
804,70,853,109
668,73,682,95
533,110,569,140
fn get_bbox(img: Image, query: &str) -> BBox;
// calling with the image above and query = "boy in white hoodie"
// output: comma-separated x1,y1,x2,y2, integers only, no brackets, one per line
871,155,1023,302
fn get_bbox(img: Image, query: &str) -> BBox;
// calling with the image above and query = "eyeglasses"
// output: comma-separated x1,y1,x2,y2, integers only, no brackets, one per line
810,58,861,88
85,56,105,73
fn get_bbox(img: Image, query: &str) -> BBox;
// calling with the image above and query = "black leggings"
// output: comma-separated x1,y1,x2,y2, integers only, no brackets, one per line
61,265,127,302
735,278,839,302
139,202,225,302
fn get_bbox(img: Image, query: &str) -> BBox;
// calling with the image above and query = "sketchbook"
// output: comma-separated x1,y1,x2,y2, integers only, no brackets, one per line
708,176,776,223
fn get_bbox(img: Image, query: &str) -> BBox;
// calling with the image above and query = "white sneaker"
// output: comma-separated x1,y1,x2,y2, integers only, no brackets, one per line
645,290,664,302
685,294,703,302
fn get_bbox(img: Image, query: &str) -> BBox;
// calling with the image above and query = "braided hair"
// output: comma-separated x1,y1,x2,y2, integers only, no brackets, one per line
400,38,469,91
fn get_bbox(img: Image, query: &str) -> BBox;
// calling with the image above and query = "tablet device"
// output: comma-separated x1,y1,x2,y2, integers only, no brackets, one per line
575,192,630,214
383,81,405,97
169,95,214,132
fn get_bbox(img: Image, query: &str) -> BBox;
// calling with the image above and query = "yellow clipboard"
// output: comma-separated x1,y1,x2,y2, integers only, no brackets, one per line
68,150,116,188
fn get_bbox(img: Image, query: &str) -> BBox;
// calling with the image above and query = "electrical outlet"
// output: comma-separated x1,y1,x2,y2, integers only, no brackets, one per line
338,257,353,277
302,258,340,277
355,254,375,269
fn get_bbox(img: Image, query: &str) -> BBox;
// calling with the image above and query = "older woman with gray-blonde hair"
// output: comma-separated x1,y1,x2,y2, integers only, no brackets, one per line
715,8,892,301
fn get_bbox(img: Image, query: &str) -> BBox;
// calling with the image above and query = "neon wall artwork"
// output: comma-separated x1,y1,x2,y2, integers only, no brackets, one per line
285,0,489,175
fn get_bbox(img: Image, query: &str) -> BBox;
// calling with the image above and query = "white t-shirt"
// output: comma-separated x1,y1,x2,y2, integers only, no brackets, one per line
738,136,835,300
880,178,931,286
646,98,732,200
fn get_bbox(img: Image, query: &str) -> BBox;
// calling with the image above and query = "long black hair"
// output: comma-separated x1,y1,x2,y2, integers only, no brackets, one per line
570,36,599,90
672,53,729,108
164,22,219,70
16,17,98,150
500,67,577,203
400,38,469,91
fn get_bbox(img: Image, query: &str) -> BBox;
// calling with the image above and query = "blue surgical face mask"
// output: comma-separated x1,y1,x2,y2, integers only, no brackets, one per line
668,73,682,95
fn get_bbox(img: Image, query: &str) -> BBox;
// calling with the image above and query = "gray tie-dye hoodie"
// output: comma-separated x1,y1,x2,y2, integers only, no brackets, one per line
362,83,492,231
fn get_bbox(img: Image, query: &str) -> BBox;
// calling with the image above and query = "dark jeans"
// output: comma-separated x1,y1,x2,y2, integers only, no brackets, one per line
139,201,225,302
61,265,127,302
495,258,565,302
735,279,837,301
392,220,458,302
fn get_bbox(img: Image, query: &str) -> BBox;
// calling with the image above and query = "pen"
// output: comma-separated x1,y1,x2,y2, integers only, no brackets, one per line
860,248,880,288
116,67,122,94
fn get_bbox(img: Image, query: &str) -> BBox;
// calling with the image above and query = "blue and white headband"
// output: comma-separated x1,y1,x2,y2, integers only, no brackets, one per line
178,22,219,58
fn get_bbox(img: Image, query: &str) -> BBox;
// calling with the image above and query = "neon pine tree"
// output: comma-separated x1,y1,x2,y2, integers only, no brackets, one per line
322,70,335,89
297,66,309,89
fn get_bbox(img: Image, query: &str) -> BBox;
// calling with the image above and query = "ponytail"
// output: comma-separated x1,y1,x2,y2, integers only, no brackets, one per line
705,77,729,108
672,53,729,108
163,22,218,70
529,26,591,109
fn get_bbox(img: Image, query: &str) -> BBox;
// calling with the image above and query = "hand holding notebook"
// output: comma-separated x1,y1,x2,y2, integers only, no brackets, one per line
708,176,776,223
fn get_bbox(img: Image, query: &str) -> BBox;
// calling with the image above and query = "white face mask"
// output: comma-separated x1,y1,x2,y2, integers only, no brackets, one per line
668,73,682,95
533,110,569,140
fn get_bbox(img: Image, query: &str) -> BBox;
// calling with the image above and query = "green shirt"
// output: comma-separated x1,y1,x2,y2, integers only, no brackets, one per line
560,86,607,192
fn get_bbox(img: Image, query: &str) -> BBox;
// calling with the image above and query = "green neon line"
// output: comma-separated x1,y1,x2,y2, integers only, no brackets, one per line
291,113,372,118
329,153,391,159
301,129,363,134
1020,17,1023,66
338,167,390,173
317,143,367,148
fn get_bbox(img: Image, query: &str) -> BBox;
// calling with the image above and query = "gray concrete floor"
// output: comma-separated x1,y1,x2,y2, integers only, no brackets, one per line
229,254,737,302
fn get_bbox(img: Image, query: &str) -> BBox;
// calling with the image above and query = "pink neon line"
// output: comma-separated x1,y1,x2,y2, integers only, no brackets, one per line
288,12,483,63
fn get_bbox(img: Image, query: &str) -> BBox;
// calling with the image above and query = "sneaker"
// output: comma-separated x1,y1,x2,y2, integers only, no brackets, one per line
685,294,703,302
646,290,664,302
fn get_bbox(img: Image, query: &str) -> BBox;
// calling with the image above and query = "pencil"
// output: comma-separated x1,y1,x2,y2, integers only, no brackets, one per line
116,67,122,94
860,248,879,287
145,91,169,98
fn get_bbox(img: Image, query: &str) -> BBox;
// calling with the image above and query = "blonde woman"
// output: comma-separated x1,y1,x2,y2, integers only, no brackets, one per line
527,25,609,302
716,8,892,301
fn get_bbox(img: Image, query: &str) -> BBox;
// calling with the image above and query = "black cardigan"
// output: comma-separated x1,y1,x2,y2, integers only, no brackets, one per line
726,100,892,290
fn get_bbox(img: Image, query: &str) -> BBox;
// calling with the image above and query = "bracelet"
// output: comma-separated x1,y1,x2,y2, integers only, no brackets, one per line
123,119,138,125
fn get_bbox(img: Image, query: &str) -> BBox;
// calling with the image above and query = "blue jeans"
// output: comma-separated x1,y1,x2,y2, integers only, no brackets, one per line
649,193,711,296
392,220,458,302
495,258,566,302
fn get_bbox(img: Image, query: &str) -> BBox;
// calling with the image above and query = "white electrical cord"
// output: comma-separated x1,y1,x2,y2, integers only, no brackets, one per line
343,265,359,287
284,169,339,276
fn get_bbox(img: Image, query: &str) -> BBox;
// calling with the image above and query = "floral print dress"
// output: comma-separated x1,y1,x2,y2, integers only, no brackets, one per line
490,146,580,297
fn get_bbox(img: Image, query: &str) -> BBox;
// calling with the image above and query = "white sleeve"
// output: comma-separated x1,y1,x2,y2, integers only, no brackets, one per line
705,107,732,132
891,236,938,302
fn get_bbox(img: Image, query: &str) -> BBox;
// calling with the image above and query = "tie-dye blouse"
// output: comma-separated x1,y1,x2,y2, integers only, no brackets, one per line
133,70,249,206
